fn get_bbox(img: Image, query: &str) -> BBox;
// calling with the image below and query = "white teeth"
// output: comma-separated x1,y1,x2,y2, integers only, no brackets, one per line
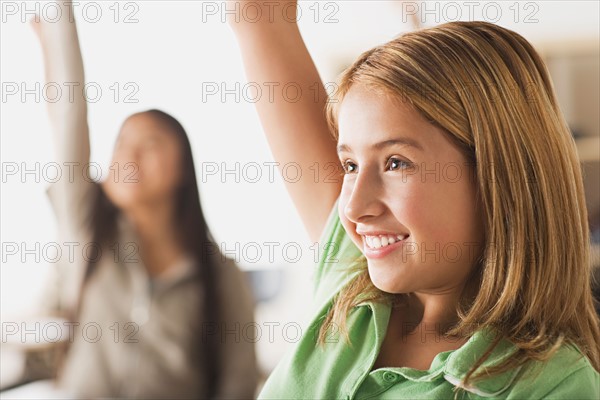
372,237,381,249
363,234,408,249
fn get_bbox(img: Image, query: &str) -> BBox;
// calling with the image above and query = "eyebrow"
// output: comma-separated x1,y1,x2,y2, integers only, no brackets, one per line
337,138,424,153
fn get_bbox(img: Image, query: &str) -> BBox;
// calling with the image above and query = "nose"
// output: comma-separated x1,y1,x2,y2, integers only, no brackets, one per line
117,146,142,163
343,169,385,223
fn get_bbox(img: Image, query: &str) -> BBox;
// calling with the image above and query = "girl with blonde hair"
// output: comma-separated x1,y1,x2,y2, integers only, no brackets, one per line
229,1,600,398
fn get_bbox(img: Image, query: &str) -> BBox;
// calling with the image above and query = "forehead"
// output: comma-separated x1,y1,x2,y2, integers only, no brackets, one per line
118,114,171,141
336,84,440,151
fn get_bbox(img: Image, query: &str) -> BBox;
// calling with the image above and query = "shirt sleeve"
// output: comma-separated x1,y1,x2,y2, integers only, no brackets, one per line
312,196,365,308
38,179,98,317
38,0,94,239
34,1,95,317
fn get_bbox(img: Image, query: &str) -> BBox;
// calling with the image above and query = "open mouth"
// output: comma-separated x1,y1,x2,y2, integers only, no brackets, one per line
363,234,409,250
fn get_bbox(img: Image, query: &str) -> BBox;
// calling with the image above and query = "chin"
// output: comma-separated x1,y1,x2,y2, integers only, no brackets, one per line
106,188,144,210
366,262,412,294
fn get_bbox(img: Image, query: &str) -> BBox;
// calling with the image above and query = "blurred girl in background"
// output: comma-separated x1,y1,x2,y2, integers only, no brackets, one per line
30,1,257,398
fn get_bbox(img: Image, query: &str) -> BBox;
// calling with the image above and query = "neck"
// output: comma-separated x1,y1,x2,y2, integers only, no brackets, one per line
122,197,178,245
400,267,481,338
121,197,187,277
399,285,467,338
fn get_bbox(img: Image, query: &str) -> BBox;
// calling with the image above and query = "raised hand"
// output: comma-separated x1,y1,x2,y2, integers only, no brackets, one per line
30,1,90,175
30,15,42,40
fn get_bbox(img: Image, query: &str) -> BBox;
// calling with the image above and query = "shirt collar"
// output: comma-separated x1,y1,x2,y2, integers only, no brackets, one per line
365,300,521,397
443,326,522,397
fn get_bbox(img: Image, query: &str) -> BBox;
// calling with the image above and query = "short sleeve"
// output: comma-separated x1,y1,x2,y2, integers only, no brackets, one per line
312,197,364,308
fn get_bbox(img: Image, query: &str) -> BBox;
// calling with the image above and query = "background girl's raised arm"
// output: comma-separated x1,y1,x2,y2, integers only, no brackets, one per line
32,0,97,238
32,0,90,168
229,0,342,243
30,1,96,316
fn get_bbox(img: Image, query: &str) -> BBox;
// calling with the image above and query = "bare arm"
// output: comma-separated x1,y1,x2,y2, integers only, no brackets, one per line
229,0,342,243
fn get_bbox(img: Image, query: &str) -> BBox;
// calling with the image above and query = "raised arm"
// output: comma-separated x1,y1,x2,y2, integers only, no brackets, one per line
32,0,90,168
32,0,97,227
229,0,342,243
31,1,97,315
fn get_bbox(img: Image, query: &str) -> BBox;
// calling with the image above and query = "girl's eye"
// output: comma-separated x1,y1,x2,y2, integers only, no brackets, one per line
341,160,358,174
386,157,410,171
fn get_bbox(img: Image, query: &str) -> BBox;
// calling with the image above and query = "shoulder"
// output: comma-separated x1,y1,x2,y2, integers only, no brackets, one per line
445,329,599,399
312,197,364,307
512,343,599,398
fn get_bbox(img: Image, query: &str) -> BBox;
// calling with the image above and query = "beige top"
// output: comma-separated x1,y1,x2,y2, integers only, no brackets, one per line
44,181,258,399
37,2,258,398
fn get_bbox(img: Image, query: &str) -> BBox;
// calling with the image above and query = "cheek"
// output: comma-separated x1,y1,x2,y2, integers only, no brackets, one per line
107,149,141,185
427,179,480,242
378,177,431,240
337,192,363,250
402,175,483,273
142,150,181,190
107,153,126,176
101,175,137,209
390,173,472,236
338,182,351,216
104,155,136,198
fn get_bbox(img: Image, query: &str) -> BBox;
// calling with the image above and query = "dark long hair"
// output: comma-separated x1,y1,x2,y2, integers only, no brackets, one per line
82,109,221,397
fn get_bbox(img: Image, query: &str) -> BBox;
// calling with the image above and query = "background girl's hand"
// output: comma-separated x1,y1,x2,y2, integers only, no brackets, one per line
29,16,50,83
29,1,90,168
29,16,42,42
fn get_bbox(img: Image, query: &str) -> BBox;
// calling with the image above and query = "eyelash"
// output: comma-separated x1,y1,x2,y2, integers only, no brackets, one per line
340,156,412,174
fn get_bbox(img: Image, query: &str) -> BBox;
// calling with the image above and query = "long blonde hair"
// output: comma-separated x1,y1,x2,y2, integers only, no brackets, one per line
322,20,600,389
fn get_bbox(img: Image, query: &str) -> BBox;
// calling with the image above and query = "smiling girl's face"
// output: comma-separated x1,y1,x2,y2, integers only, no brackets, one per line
337,84,485,295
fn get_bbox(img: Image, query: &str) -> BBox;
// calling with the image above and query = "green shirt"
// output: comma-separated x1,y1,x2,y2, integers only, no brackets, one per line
258,198,600,399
